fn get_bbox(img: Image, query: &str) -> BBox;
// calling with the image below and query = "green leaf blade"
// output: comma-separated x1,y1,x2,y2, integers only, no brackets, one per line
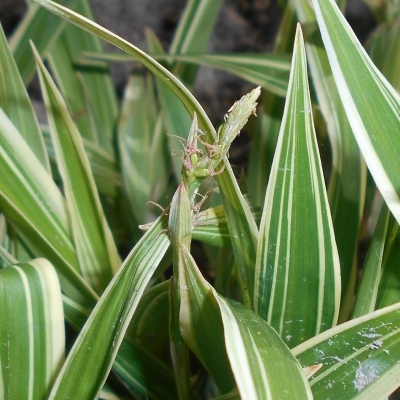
294,0,367,321
118,75,164,226
254,25,340,347
49,215,170,399
9,0,76,84
168,0,224,84
47,0,118,153
312,0,400,225
0,25,50,172
294,302,400,399
214,297,313,400
179,243,311,399
0,259,65,399
0,108,96,306
34,45,121,293
179,245,236,394
352,204,390,318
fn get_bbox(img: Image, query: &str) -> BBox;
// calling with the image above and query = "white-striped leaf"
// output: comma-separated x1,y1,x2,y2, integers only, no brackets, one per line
366,17,400,92
34,45,121,294
247,3,296,208
168,183,193,400
167,0,224,84
41,125,122,198
49,214,170,399
9,0,76,84
0,108,96,306
294,0,366,321
179,245,312,399
376,213,400,309
214,296,313,400
179,245,236,394
352,204,390,318
47,0,118,154
0,25,50,172
118,74,169,226
0,259,64,399
293,302,400,399
79,51,291,98
254,25,340,347
312,0,400,225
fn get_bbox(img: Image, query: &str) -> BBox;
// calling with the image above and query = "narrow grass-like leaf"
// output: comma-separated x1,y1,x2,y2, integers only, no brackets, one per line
312,0,400,225
376,214,400,309
0,24,50,171
9,0,76,84
168,0,223,84
179,244,237,394
81,51,291,97
49,214,170,399
112,338,179,400
41,125,122,197
118,74,168,225
295,0,366,321
118,74,151,224
213,296,313,400
0,259,64,399
126,281,170,363
293,302,400,399
352,204,390,318
145,28,193,179
367,18,400,91
34,45,121,293
166,53,290,97
168,183,192,400
216,167,258,308
254,25,340,347
247,2,296,208
0,108,97,306
0,244,17,268
47,0,118,153
47,36,98,143
62,286,180,400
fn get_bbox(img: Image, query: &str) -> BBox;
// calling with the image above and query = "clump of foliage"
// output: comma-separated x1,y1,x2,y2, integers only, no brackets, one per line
1,0,400,399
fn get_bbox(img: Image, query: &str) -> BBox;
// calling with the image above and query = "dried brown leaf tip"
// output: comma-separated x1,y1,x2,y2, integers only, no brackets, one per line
303,363,323,379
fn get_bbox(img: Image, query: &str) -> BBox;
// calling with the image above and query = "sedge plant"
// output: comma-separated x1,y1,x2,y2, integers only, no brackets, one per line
1,0,400,399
